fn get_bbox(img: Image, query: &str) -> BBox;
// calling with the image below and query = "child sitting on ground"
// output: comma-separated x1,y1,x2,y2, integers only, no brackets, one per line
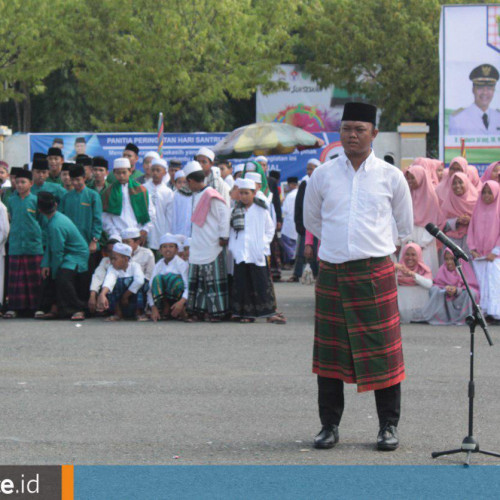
97,242,146,321
148,234,189,322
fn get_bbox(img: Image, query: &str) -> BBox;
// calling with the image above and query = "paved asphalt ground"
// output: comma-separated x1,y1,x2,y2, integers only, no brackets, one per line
0,276,500,466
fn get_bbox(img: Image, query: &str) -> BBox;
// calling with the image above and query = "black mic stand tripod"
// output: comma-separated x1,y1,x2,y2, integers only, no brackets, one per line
431,255,500,466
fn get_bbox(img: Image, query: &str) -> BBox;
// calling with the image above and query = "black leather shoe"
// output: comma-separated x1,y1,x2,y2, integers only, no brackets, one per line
377,423,399,451
313,425,339,449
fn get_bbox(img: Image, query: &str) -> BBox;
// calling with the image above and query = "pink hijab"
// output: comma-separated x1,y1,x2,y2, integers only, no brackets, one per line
412,157,439,186
467,164,483,191
435,157,468,204
466,181,500,256
439,172,478,238
434,249,480,299
480,161,500,183
406,165,441,227
398,242,432,286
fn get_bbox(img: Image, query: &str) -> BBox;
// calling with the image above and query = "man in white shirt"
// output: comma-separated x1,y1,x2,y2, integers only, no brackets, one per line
184,161,230,322
304,102,413,452
102,158,156,246
144,158,174,252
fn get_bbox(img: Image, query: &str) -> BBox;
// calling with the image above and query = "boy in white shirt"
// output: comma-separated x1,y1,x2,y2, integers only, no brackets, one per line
144,158,174,253
148,234,189,322
97,243,146,321
121,227,155,281
229,178,285,324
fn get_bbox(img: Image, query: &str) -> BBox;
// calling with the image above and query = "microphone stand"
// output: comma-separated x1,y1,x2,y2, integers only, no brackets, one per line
431,255,500,466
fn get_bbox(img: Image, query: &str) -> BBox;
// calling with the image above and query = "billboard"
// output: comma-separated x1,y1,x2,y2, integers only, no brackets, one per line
29,132,340,180
440,4,500,170
256,65,342,132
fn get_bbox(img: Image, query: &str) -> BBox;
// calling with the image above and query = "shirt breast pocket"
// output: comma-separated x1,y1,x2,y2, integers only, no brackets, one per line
359,193,390,224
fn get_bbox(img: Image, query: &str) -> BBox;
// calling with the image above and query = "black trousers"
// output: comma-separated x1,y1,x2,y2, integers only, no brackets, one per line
41,268,86,317
318,376,401,427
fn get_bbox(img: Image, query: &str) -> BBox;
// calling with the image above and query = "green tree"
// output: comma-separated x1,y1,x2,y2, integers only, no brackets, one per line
70,0,299,132
296,0,441,130
0,0,72,131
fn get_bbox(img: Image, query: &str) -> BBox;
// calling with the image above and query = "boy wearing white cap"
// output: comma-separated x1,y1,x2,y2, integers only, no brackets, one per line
184,161,230,322
229,179,285,323
97,242,146,321
101,158,156,246
195,147,231,206
148,233,189,321
136,151,160,184
121,227,155,282
144,158,174,253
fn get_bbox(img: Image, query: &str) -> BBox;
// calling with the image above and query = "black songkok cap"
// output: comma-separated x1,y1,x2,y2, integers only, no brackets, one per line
47,147,64,158
69,164,85,178
61,162,73,172
37,191,57,212
75,137,86,144
32,158,49,171
269,170,281,181
75,154,92,167
92,156,108,169
53,137,64,146
15,169,32,180
33,152,47,161
287,176,299,184
341,102,377,125
124,142,139,155
10,167,24,177
169,159,182,168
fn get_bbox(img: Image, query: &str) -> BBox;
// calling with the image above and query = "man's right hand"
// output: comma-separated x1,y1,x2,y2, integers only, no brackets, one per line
41,267,50,279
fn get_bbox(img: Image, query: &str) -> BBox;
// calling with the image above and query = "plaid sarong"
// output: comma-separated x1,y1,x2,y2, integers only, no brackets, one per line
314,256,405,393
187,250,229,318
151,273,184,307
108,277,147,317
7,255,43,310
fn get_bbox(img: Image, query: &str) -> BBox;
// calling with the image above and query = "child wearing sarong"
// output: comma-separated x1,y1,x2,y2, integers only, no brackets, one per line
97,243,146,321
148,233,188,322
228,178,285,324
4,170,44,319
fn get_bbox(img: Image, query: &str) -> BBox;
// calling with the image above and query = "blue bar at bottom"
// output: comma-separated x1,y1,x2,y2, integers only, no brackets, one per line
75,465,500,500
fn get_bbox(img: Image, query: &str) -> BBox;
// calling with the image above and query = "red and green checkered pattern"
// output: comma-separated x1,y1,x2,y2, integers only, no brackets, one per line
314,257,405,393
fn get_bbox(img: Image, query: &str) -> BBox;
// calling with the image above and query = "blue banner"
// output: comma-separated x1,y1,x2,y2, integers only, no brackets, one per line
29,132,340,180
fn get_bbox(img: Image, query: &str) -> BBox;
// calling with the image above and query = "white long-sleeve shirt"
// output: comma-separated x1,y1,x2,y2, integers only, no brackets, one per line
147,255,189,306
281,188,298,240
171,191,193,238
131,246,155,281
304,152,413,264
0,201,9,257
102,184,156,236
229,203,275,266
102,261,145,294
145,180,174,250
90,256,111,292
189,189,230,265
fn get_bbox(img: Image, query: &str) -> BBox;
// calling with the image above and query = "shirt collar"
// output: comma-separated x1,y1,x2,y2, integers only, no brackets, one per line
341,150,376,172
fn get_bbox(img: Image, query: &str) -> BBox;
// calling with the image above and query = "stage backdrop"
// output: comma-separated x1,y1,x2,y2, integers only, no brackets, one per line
29,132,340,180
440,4,500,171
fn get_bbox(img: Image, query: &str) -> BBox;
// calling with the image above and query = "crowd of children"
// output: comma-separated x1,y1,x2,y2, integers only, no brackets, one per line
0,145,298,324
1,144,497,327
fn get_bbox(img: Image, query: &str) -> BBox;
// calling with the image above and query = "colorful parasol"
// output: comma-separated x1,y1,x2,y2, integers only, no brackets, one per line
213,122,324,159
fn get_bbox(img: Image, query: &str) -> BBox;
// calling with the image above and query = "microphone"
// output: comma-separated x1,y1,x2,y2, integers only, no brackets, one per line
425,223,469,262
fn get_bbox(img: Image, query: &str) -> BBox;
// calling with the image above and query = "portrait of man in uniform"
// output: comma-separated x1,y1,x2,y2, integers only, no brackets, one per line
448,63,500,136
